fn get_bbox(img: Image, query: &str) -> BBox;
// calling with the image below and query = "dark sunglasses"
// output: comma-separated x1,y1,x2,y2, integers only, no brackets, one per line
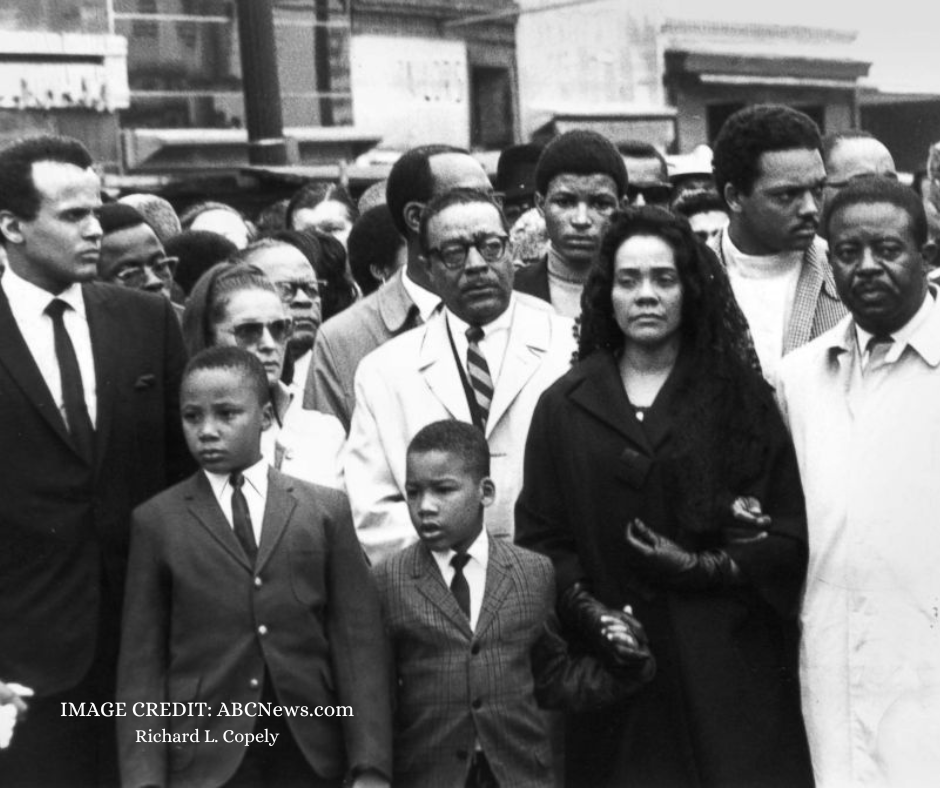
627,184,673,205
224,318,293,345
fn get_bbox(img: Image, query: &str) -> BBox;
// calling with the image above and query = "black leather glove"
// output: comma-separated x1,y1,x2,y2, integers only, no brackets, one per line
558,581,651,670
625,518,742,590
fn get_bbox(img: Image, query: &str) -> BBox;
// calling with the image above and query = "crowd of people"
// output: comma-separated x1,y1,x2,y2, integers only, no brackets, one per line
0,102,938,788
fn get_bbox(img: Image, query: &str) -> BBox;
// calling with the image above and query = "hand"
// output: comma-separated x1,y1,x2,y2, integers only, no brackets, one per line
625,519,741,590
0,681,34,750
599,606,652,668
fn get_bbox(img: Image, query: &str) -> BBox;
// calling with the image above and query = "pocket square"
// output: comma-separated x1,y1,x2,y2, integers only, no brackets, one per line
134,374,156,390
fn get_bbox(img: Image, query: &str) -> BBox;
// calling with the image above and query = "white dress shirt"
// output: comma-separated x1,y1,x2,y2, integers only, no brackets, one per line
1,267,97,427
445,297,515,385
204,457,268,545
400,268,442,324
430,528,489,631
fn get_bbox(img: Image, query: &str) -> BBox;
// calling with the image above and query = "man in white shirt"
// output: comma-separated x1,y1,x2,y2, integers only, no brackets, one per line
344,188,575,563
711,104,846,383
777,178,940,787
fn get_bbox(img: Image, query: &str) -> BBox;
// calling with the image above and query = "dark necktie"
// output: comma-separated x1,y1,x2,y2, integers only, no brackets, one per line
46,298,95,464
465,325,493,429
450,553,471,619
230,472,257,564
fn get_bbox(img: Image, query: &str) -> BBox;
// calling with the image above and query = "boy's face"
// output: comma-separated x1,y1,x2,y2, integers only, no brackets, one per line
405,448,494,554
180,367,272,475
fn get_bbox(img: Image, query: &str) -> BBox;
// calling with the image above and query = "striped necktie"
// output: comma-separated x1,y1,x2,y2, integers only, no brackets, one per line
465,325,493,429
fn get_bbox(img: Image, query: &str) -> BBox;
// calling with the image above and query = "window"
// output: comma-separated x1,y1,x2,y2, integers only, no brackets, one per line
114,0,352,129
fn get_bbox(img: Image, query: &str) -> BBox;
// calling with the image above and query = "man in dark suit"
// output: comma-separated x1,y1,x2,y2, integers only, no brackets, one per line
0,135,191,787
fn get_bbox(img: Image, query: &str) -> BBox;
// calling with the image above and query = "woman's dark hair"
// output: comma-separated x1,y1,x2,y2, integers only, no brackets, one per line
579,206,753,368
267,228,358,321
347,205,404,296
165,230,239,296
181,262,280,357
580,207,774,537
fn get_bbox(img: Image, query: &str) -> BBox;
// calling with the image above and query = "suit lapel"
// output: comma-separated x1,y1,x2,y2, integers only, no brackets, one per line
418,314,473,422
485,303,547,436
186,472,253,571
569,353,652,453
0,285,76,452
83,285,119,473
474,539,514,639
255,469,297,573
410,544,473,638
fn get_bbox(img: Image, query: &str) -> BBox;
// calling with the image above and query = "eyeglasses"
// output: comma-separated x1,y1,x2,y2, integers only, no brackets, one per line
224,318,294,345
113,256,178,287
273,280,320,301
427,233,509,271
627,184,672,205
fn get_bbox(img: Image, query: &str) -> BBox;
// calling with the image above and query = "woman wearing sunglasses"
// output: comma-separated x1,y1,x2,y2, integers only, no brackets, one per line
182,263,345,488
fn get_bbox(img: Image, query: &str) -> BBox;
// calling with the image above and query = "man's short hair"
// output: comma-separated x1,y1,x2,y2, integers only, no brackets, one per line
821,129,876,168
619,141,668,178
418,188,507,256
347,204,404,296
712,105,822,197
408,419,490,479
182,346,270,408
535,130,629,197
0,135,94,221
386,145,468,237
119,193,182,245
823,177,928,245
99,202,148,236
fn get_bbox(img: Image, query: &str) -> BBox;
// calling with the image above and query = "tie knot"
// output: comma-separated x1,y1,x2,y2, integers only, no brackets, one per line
466,325,484,343
866,335,893,352
229,472,245,490
45,298,69,320
451,552,471,572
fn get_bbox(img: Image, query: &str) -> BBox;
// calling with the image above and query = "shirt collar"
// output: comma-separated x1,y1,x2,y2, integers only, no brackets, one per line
2,265,86,318
400,267,441,323
445,295,515,337
204,455,269,499
430,526,489,572
830,287,940,368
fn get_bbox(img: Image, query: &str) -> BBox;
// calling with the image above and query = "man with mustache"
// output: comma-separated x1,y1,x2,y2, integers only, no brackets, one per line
344,188,575,563
711,104,846,383
776,177,940,787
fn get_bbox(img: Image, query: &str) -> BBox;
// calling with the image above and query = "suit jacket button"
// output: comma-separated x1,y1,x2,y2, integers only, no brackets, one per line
456,749,468,761
249,678,259,689
472,698,482,710
471,643,481,655
254,576,262,588
257,625,268,636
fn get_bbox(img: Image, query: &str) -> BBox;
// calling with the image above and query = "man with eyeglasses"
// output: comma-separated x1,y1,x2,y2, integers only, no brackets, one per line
303,145,493,432
344,188,575,564
236,238,321,386
821,130,897,223
711,104,846,384
514,130,629,318
98,202,179,308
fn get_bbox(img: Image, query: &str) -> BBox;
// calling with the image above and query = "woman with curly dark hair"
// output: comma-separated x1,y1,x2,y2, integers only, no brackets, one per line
516,207,814,787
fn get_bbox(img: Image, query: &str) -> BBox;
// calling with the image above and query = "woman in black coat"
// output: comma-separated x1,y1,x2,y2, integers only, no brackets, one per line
516,208,814,788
